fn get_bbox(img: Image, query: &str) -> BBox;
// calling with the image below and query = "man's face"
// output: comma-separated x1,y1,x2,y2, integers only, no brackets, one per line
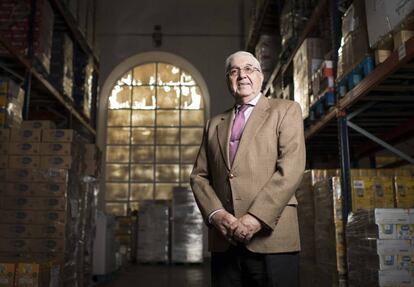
226,54,264,103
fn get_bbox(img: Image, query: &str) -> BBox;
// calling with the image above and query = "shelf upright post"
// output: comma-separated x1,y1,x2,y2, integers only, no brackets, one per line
23,0,38,120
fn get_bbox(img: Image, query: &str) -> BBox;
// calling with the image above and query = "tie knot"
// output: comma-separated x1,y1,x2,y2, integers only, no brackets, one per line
237,104,249,114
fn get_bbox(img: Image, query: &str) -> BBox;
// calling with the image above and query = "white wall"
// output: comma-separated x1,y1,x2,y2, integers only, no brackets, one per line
96,0,253,117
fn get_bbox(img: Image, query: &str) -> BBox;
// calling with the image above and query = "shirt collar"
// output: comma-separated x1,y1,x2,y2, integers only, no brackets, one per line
235,93,262,110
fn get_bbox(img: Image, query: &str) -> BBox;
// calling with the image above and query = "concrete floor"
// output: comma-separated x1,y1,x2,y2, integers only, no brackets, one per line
98,262,211,287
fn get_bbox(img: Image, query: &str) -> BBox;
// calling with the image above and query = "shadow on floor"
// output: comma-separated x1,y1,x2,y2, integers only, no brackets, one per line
97,262,211,287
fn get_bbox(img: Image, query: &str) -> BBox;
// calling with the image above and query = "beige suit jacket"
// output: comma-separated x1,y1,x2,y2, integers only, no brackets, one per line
190,96,306,253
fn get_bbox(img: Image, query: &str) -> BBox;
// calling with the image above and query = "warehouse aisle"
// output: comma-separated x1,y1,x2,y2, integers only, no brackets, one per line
99,262,211,287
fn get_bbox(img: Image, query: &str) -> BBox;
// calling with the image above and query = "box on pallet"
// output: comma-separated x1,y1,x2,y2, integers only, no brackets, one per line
10,129,41,143
394,176,414,208
1,196,66,211
42,129,75,142
375,208,414,240
0,182,67,197
0,210,66,225
40,156,72,169
8,156,40,169
0,238,65,253
377,239,414,271
0,223,65,239
351,176,394,211
20,121,56,130
8,143,41,155
40,142,74,156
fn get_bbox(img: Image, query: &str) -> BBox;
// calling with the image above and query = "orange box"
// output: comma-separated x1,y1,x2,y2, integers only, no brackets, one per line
8,142,40,155
41,129,75,142
8,156,40,169
10,129,41,142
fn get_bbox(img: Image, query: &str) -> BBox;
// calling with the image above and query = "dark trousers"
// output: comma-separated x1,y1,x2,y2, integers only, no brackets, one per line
211,245,299,287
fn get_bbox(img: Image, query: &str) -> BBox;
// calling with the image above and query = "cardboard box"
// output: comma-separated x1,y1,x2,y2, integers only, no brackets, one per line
375,208,414,239
5,169,37,182
21,120,56,129
0,224,65,238
10,129,41,142
395,176,414,208
1,196,66,211
0,155,8,168
0,142,8,154
378,270,414,286
0,210,37,224
8,156,40,169
394,30,414,50
40,142,73,155
0,129,10,142
0,262,15,287
15,262,52,287
40,156,72,169
8,142,40,155
377,239,414,271
41,129,75,142
351,176,394,211
0,238,65,253
375,49,392,65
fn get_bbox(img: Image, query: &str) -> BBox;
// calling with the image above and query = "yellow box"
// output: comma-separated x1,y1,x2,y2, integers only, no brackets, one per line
372,176,395,208
40,156,72,169
8,156,40,169
21,120,56,130
10,129,41,142
40,142,73,156
394,176,414,208
41,129,75,142
15,262,52,287
0,129,10,142
352,176,374,211
8,143,40,155
0,262,15,287
0,142,9,154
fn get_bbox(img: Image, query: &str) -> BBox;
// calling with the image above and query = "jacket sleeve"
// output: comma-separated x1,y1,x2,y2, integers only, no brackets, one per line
190,120,224,222
248,102,306,230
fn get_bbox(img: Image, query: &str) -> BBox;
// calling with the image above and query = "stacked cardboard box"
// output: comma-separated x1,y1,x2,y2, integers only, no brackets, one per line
171,187,203,263
0,78,24,128
137,200,170,263
346,209,414,286
0,261,60,287
313,177,347,287
293,38,325,119
337,1,371,81
0,0,54,73
0,121,97,286
50,31,74,99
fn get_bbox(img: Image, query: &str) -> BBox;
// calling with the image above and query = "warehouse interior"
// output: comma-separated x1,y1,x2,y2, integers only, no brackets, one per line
0,0,414,286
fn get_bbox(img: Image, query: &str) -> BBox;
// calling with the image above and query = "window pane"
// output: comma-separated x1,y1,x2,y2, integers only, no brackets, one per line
131,164,154,182
106,164,130,181
129,201,139,212
180,70,195,85
181,110,204,126
106,146,130,163
131,128,154,144
108,110,130,126
181,146,199,163
132,110,155,126
130,183,153,200
156,146,179,163
106,183,129,200
157,86,180,109
132,63,155,85
181,128,203,145
157,110,179,126
180,164,193,183
181,86,203,109
106,202,127,216
107,128,130,144
156,164,179,182
155,184,177,200
132,86,156,109
156,128,179,144
109,85,131,109
131,146,154,163
157,63,180,85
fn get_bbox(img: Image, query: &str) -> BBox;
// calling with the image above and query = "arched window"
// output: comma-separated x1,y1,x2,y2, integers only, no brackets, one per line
105,62,205,215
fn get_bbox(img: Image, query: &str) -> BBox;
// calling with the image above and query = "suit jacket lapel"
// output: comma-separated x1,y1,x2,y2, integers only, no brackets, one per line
217,109,234,171
232,96,270,170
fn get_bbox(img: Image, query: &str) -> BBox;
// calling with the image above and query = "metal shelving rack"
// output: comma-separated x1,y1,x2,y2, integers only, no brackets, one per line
0,0,98,138
247,0,414,218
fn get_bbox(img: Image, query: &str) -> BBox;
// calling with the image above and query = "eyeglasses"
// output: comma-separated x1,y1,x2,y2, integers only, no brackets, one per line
227,66,261,77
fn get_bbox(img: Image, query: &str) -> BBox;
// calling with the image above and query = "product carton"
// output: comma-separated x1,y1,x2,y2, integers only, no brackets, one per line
0,263,15,287
10,129,41,142
21,120,56,130
41,129,75,142
394,176,414,208
40,156,72,169
40,142,73,156
8,156,40,169
375,208,414,240
8,143,40,155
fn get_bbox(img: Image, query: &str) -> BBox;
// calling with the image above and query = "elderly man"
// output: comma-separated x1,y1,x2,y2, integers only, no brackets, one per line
190,51,306,287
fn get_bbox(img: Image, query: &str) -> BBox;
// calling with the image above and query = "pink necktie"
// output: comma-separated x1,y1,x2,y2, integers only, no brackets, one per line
229,104,249,165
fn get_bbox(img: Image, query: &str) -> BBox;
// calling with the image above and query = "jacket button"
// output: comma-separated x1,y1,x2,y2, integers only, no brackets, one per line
228,173,234,179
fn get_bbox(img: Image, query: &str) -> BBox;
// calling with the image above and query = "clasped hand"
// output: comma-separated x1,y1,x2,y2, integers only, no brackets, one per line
211,210,262,245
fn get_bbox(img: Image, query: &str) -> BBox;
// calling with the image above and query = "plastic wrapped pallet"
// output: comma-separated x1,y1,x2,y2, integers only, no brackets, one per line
293,38,325,119
0,0,54,73
137,200,170,263
171,187,203,263
313,177,346,287
346,208,414,286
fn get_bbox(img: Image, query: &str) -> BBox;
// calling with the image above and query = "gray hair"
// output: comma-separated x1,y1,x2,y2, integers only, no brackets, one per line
224,51,262,74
